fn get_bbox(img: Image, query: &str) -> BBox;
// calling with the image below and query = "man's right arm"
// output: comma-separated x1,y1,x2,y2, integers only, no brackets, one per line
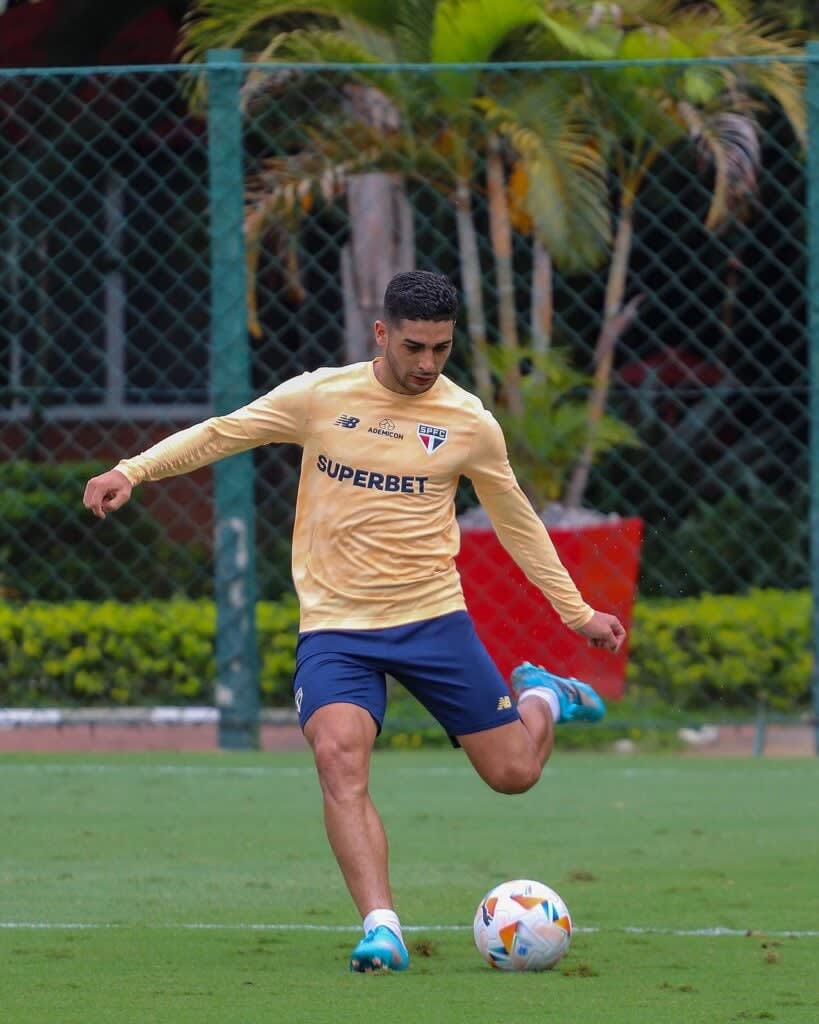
462,409,626,652
83,372,313,518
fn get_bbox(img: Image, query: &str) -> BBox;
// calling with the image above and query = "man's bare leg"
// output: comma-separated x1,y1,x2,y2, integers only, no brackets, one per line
518,695,555,767
458,699,554,794
303,702,391,916
303,703,409,970
461,663,607,792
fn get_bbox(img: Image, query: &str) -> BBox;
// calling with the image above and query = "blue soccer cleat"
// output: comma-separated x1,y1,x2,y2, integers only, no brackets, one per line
510,662,606,723
350,925,410,972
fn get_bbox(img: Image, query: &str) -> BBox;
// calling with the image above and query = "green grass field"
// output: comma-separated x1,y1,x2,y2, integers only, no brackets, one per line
1,751,817,1023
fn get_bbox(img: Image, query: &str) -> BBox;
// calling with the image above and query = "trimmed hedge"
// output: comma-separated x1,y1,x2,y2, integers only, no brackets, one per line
0,597,299,707
627,588,811,712
0,589,811,712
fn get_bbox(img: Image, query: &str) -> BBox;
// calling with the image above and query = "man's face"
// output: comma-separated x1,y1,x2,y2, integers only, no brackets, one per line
374,318,454,395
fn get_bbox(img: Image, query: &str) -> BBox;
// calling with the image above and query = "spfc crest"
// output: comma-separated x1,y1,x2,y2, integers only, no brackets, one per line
417,422,448,455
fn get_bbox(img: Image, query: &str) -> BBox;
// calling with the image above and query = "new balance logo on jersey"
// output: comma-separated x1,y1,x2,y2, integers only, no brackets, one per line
497,695,512,711
417,422,448,454
335,414,360,428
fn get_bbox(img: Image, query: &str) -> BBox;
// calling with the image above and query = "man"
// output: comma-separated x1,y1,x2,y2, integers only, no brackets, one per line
83,270,625,973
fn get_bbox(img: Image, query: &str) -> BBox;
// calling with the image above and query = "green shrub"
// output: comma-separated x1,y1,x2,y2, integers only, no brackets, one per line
628,588,811,712
0,460,211,601
0,596,299,707
0,589,810,716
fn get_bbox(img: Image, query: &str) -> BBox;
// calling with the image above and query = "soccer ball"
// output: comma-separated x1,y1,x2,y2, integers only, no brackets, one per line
473,879,572,971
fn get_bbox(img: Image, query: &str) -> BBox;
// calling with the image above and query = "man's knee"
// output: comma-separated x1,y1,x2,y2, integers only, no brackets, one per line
305,705,375,801
484,760,542,795
311,727,362,771
458,721,545,794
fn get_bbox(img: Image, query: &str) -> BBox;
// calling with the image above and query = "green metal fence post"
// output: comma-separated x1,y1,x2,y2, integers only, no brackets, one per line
808,42,819,756
207,49,260,750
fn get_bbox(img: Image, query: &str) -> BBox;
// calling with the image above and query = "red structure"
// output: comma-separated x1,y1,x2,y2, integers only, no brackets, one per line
457,518,643,700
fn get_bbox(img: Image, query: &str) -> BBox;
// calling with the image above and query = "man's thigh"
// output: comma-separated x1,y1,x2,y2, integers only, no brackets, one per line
294,612,518,743
456,717,549,792
394,611,520,744
293,646,387,734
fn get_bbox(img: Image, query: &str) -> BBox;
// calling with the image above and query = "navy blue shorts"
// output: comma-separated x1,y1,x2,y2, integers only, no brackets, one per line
293,611,520,744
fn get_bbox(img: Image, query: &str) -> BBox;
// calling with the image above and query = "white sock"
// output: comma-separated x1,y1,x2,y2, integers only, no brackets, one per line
517,686,561,723
363,909,404,945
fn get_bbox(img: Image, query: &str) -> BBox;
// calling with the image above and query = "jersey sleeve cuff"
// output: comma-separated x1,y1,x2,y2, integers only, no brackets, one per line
114,461,143,487
563,605,595,631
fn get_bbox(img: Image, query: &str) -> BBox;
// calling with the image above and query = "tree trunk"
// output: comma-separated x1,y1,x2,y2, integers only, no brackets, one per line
565,200,638,509
530,240,553,357
453,174,492,404
340,172,415,362
486,134,522,415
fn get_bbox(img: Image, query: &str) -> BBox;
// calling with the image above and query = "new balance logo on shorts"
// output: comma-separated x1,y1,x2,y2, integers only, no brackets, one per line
335,414,360,428
497,695,512,711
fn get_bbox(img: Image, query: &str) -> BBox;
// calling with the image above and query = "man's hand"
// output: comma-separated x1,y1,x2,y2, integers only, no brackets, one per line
577,610,626,653
83,469,133,520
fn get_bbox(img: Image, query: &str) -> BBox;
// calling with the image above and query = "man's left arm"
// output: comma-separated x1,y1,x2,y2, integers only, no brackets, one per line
464,411,626,653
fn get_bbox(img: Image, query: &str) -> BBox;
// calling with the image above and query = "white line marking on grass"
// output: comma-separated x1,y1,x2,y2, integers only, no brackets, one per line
2,922,818,937
1,762,816,781
619,926,819,937
0,764,313,778
0,763,486,780
0,922,113,930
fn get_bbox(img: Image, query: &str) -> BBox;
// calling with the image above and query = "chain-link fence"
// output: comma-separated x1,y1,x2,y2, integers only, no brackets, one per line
1,55,816,745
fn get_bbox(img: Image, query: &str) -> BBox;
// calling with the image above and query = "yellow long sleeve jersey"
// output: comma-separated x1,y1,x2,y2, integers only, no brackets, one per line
115,361,594,633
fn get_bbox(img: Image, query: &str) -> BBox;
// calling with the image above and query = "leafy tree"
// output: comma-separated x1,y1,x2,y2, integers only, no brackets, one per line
183,0,803,508
183,1,609,415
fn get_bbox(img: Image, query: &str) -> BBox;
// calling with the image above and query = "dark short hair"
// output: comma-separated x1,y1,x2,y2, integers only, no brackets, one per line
383,271,458,324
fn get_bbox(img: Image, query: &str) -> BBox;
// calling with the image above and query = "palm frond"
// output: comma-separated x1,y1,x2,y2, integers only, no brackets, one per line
245,119,450,239
233,28,390,123
705,20,806,147
539,11,619,60
251,26,384,64
181,1,331,62
181,0,396,62
688,109,760,231
476,87,610,273
335,14,399,60
393,0,439,62
242,135,392,335
431,0,542,67
707,0,756,28
752,62,806,148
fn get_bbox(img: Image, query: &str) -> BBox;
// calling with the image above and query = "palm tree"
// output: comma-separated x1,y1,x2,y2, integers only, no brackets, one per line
181,0,609,405
540,0,805,507
430,0,804,507
182,1,418,361
183,0,803,508
476,72,611,404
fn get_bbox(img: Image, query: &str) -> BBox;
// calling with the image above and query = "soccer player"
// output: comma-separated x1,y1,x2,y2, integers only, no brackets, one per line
83,270,625,973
